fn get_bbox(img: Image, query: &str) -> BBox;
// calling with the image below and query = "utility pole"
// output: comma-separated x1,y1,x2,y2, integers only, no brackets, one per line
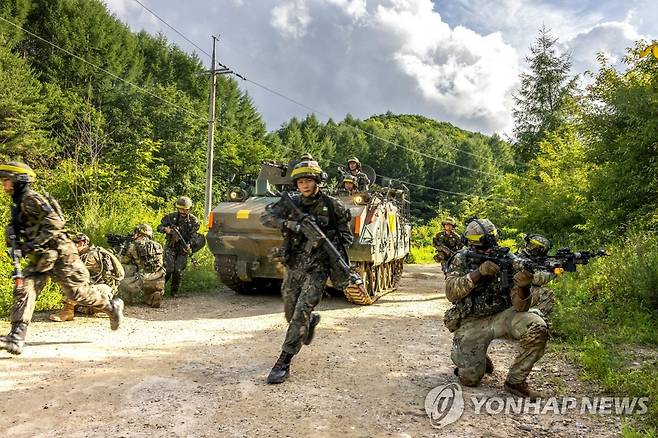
204,35,232,219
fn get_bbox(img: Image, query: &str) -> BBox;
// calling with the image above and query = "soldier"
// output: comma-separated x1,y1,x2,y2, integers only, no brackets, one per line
0,162,123,355
261,160,353,384
340,175,358,194
518,234,558,319
432,217,463,268
444,218,548,399
118,224,166,308
157,196,205,297
49,233,125,322
346,157,370,191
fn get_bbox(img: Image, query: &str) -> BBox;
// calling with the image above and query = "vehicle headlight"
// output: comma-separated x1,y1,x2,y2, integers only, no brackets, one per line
352,194,368,205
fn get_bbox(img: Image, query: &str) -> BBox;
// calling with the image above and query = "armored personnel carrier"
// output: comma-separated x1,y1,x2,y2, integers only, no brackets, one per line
206,161,411,305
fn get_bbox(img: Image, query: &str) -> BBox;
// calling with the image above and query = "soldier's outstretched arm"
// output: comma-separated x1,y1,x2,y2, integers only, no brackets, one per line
445,252,477,303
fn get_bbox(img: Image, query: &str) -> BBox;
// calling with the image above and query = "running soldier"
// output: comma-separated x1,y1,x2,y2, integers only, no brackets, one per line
443,218,548,399
118,224,166,308
49,233,125,322
261,160,354,384
157,196,205,297
0,162,124,355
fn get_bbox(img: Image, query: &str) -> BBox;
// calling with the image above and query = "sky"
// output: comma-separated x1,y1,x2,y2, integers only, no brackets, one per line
104,0,657,136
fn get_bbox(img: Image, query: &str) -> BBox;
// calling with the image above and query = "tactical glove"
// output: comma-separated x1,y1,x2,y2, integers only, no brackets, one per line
478,261,501,276
513,270,533,288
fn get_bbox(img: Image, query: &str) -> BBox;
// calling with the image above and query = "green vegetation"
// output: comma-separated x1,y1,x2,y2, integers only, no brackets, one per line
0,2,656,433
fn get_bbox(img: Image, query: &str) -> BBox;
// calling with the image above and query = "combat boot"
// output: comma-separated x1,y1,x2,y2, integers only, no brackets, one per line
454,355,494,377
504,381,542,401
105,297,124,330
303,313,321,345
0,322,29,355
49,301,75,322
267,351,294,384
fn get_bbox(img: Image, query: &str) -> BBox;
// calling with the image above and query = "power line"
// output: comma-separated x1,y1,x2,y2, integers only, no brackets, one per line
126,1,499,176
0,15,204,121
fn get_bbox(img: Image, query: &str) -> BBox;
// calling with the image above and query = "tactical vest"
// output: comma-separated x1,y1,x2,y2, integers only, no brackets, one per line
136,240,163,273
456,275,511,318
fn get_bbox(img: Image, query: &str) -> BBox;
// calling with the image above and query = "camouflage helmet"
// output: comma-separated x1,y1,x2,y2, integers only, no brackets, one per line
442,217,457,227
347,157,361,168
342,175,356,184
0,161,36,183
524,234,552,256
72,233,90,246
134,223,153,238
464,218,498,247
300,152,314,161
291,160,324,183
175,196,193,209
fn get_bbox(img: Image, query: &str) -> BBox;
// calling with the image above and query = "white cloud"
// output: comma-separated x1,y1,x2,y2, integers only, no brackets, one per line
566,20,646,73
270,0,312,39
373,0,520,130
325,0,368,20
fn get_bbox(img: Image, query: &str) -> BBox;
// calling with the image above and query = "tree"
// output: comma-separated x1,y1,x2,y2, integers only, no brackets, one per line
513,26,576,163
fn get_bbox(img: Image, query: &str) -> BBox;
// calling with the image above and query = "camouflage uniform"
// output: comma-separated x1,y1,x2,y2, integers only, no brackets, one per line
261,190,353,355
0,164,123,354
432,231,463,265
157,211,203,295
53,243,125,320
445,249,548,388
81,244,125,291
118,237,165,307
349,170,370,192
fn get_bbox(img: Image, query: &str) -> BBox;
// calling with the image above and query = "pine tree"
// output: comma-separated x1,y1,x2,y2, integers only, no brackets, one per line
512,25,576,163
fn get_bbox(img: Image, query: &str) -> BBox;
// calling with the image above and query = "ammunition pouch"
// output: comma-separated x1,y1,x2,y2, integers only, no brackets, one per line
443,305,464,332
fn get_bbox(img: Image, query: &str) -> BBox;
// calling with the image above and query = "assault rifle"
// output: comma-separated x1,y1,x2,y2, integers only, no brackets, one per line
464,246,529,290
170,226,199,267
105,233,133,255
280,191,365,292
527,248,608,273
6,226,24,287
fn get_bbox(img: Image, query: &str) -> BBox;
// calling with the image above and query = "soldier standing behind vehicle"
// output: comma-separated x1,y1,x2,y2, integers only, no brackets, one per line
49,233,125,322
157,196,205,297
346,157,370,191
443,218,548,399
0,162,124,355
433,217,463,268
261,160,354,384
118,224,166,308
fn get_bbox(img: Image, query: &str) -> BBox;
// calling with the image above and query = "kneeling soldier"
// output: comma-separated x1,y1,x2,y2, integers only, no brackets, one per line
118,224,166,308
444,218,548,399
49,233,125,322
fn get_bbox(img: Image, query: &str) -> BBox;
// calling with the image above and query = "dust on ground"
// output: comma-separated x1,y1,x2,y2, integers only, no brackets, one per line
0,264,622,437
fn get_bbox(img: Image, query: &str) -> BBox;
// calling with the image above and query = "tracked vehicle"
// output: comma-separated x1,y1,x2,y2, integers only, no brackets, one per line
206,162,411,304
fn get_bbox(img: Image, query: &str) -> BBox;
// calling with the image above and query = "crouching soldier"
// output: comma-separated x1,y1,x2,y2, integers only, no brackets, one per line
118,224,166,308
518,234,558,320
261,160,355,384
50,233,125,322
443,218,548,399
0,162,123,355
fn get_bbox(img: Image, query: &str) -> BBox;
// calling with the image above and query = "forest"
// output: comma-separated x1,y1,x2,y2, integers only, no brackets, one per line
0,0,656,433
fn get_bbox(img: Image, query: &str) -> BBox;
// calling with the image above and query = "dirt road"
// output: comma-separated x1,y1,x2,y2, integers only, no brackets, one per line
0,264,620,437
